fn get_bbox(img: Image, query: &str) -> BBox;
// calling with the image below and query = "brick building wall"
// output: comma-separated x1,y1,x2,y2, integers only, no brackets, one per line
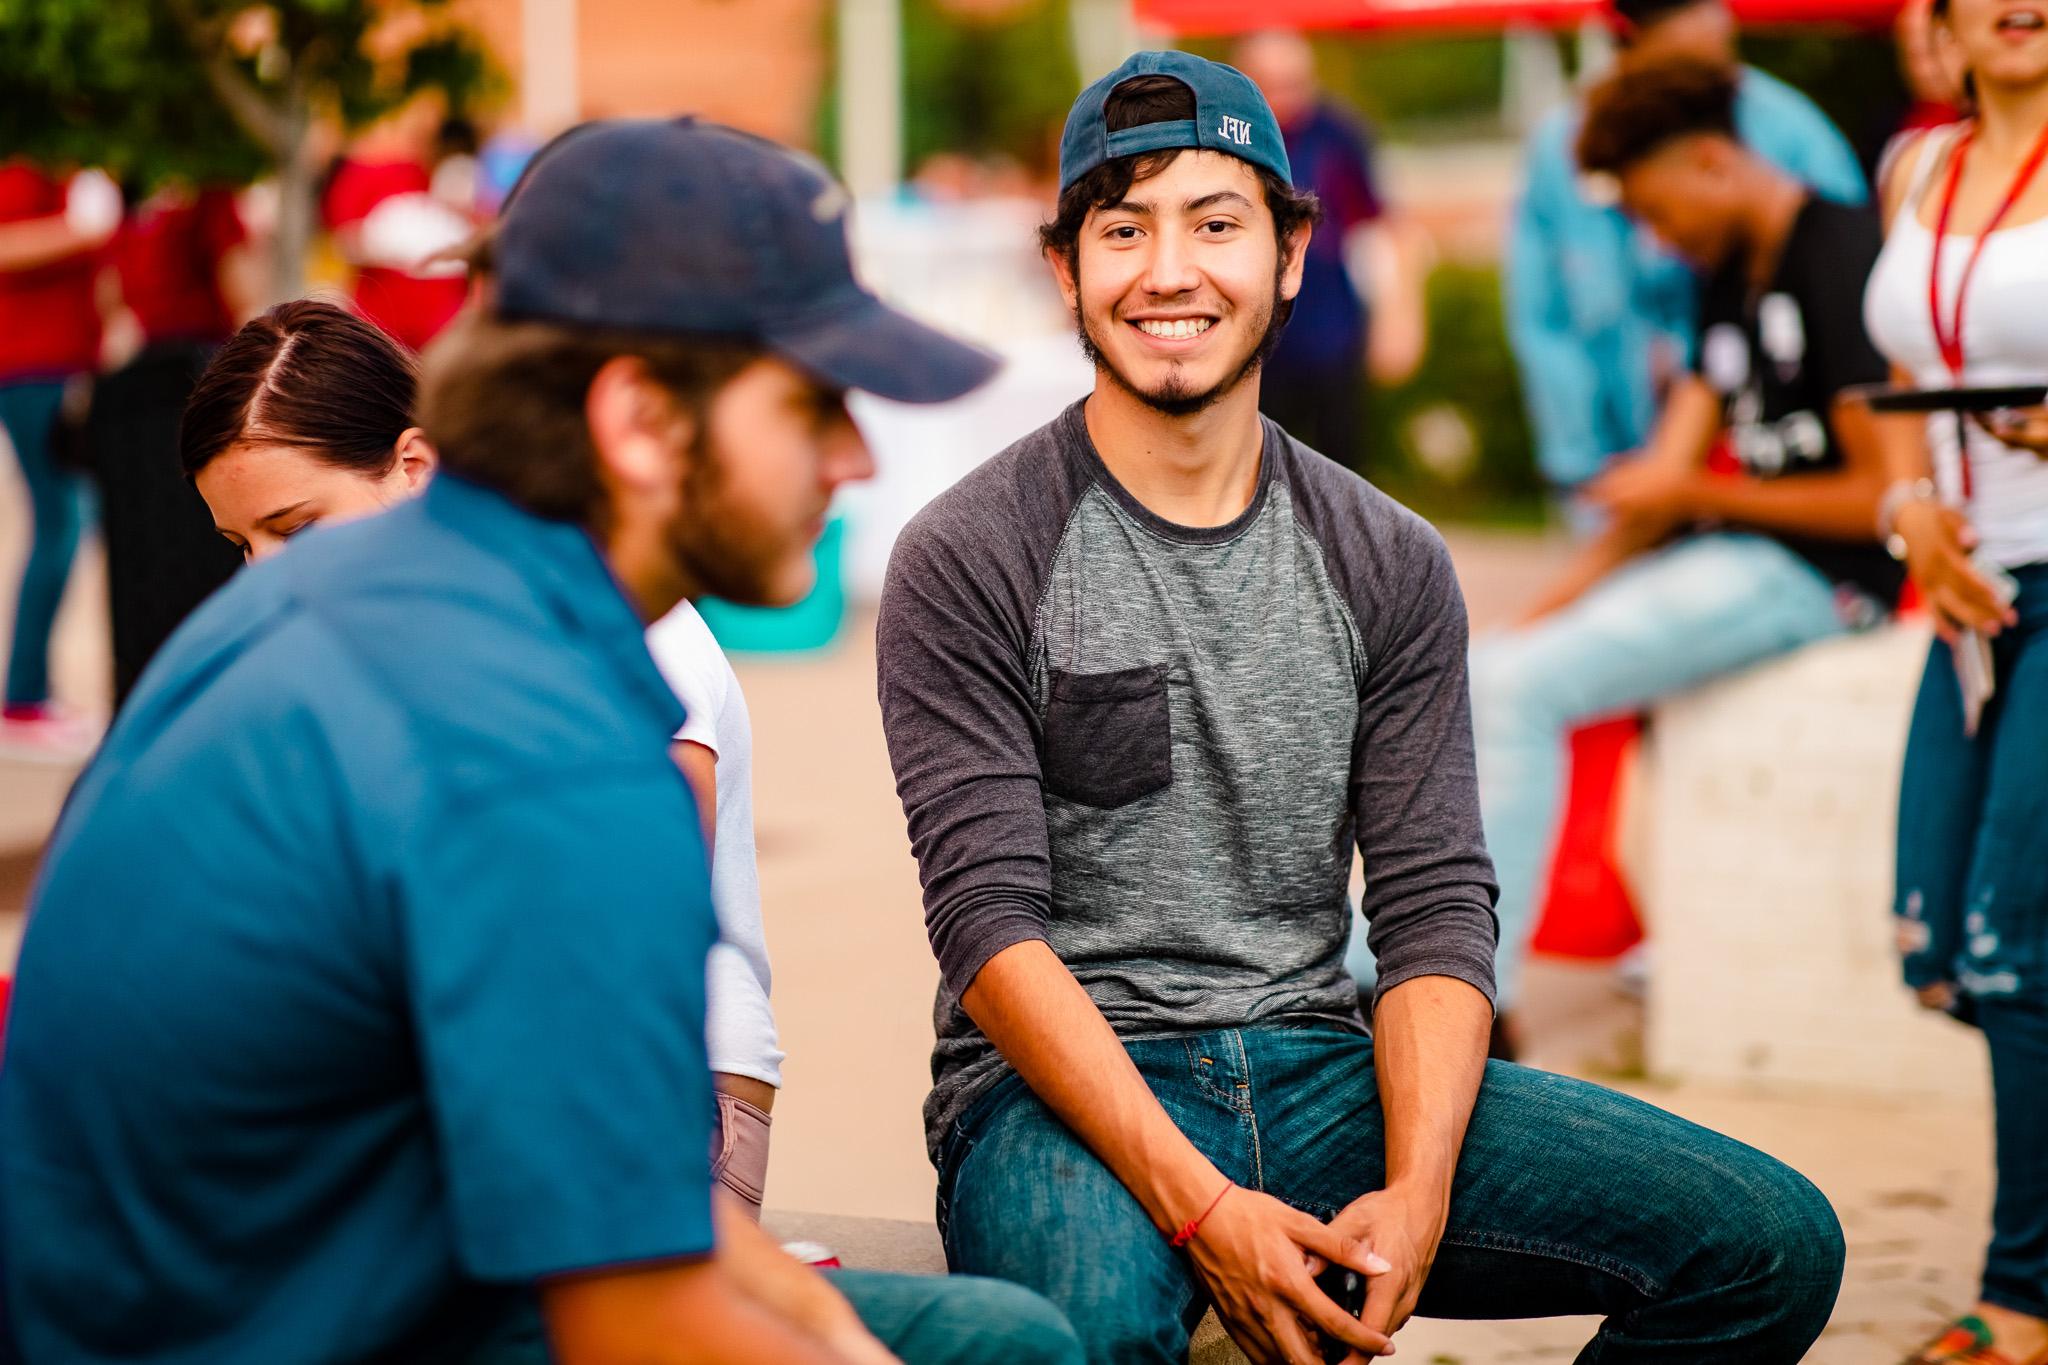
464,0,830,147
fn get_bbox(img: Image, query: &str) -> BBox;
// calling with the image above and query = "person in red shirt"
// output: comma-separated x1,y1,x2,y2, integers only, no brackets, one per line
89,183,259,704
114,185,251,347
0,160,117,760
321,95,473,352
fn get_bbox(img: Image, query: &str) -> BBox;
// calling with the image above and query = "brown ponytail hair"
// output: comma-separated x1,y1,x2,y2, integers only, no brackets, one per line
180,298,420,481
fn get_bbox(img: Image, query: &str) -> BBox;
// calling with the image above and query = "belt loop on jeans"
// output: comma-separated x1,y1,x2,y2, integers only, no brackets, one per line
1229,1029,1254,1115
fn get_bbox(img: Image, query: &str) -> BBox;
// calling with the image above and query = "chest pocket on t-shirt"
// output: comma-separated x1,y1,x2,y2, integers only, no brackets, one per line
1041,663,1172,809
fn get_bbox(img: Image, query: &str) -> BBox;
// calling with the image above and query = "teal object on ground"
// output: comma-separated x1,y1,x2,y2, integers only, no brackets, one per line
698,517,847,653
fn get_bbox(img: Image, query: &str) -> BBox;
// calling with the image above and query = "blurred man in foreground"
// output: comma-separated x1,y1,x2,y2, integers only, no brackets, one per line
0,119,1082,1365
1507,0,1866,498
1235,28,1425,473
879,50,1846,1365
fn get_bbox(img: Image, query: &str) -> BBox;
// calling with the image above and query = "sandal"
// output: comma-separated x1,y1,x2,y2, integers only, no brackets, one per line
1903,1315,2039,1365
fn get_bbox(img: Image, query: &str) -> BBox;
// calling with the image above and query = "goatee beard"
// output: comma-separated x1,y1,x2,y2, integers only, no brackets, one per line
1075,276,1288,417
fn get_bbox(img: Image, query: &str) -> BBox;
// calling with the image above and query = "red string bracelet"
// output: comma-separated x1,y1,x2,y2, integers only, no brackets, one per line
1169,1181,1235,1249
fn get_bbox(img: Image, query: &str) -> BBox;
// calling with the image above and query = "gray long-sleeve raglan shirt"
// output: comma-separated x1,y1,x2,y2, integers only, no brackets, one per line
877,401,1500,1160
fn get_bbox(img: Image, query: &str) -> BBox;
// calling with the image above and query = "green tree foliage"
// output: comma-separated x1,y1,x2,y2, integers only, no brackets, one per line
902,0,1078,176
1368,262,1546,526
0,0,500,297
819,0,1080,180
1185,32,1510,140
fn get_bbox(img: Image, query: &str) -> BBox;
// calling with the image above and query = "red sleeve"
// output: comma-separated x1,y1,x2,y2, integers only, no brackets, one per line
322,161,371,231
108,215,143,286
323,160,426,231
0,165,64,226
197,189,247,261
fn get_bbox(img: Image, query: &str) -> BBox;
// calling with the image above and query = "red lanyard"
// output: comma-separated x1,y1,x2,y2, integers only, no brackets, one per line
1929,121,2048,376
1926,120,2048,496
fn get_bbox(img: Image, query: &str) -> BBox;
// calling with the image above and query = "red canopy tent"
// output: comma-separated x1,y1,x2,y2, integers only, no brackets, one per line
1138,0,1903,32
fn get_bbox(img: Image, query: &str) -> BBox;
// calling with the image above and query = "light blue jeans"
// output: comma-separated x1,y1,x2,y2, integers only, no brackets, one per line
1351,533,1857,1008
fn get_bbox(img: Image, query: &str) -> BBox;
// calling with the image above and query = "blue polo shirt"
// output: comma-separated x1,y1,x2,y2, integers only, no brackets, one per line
0,475,718,1363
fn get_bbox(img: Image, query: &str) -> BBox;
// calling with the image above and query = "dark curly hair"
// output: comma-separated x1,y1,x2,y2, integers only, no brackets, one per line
1576,56,1742,177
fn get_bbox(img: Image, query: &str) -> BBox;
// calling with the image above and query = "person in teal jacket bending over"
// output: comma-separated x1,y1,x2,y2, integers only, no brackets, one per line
1506,0,1868,494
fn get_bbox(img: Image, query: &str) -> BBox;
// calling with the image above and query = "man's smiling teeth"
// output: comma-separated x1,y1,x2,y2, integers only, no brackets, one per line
2001,10,2044,28
1135,318,1213,339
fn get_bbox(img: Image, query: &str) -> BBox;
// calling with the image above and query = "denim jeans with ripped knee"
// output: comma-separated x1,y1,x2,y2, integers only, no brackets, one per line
1896,560,2048,1317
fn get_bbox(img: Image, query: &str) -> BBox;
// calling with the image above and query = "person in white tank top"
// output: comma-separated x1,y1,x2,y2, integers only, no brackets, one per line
1866,126,2048,570
646,599,785,1219
1865,0,2048,1356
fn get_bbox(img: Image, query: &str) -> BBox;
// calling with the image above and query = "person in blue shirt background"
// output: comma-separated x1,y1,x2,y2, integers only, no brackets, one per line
1505,0,1868,496
0,119,1084,1365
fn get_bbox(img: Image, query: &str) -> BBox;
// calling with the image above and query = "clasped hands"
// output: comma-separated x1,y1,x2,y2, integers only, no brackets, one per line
1186,1181,1447,1365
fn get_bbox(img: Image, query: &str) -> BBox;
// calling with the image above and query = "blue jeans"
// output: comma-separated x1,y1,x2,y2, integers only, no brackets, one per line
0,380,89,707
464,1268,1084,1364
1439,533,1850,1008
939,1028,1844,1364
1895,561,2048,1316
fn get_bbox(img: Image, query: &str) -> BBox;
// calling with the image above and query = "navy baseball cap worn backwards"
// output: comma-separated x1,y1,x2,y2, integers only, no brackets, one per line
1059,51,1291,194
494,117,997,405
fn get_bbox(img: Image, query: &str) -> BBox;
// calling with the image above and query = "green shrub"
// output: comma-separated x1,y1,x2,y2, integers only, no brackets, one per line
1362,262,1546,526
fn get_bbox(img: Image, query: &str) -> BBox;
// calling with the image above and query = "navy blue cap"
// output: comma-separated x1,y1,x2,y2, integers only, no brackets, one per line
494,118,998,405
1059,51,1291,194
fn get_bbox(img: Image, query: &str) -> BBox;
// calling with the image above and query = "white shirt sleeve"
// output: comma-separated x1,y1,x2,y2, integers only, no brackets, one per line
646,601,727,754
644,600,784,1088
706,941,783,1088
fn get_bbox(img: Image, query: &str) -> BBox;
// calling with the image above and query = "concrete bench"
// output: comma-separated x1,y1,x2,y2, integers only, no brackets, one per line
763,1211,1249,1364
1636,621,1989,1105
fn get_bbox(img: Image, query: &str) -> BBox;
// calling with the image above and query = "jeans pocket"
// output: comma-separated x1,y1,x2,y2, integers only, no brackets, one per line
1041,663,1172,809
1181,1035,1244,1110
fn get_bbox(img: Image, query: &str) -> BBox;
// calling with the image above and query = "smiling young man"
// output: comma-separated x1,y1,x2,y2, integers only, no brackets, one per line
0,119,1084,1365
877,52,1848,1365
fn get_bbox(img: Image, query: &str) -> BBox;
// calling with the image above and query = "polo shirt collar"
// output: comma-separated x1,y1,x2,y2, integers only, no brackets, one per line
422,474,686,736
